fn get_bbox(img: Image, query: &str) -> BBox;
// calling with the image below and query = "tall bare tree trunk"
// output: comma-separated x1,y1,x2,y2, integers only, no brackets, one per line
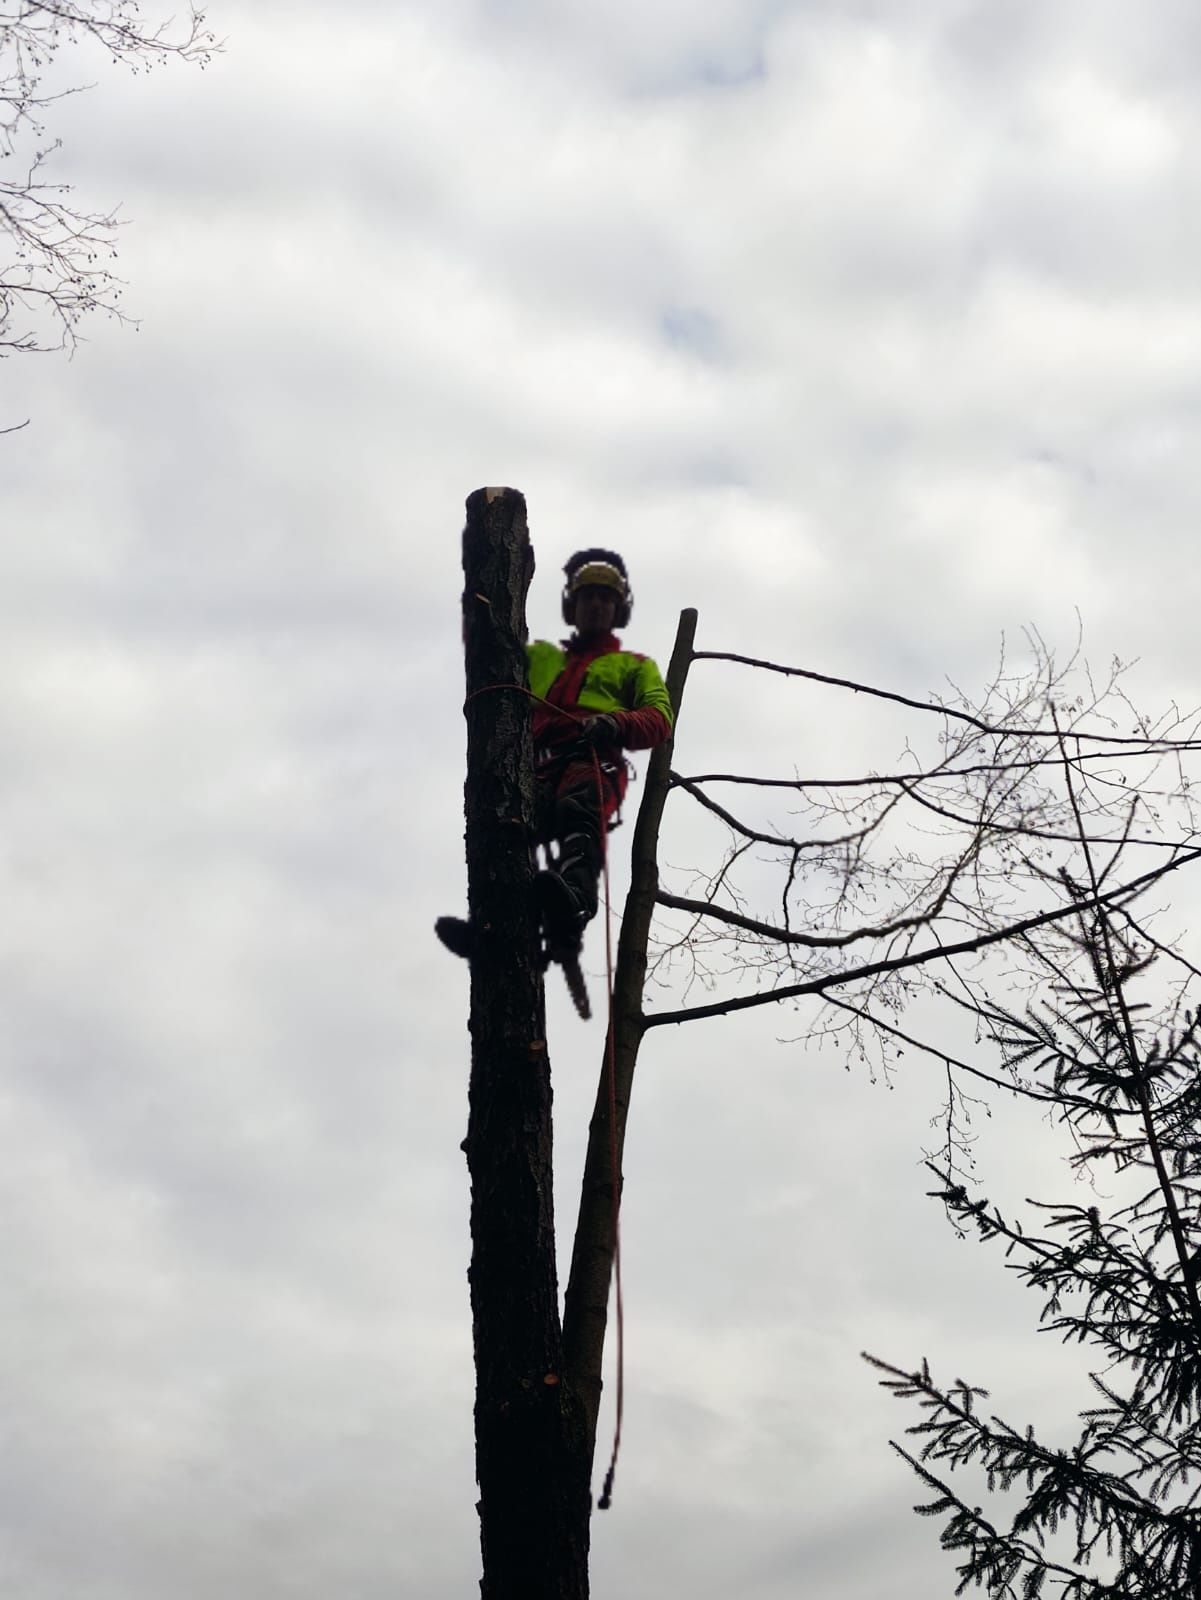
460,487,590,1600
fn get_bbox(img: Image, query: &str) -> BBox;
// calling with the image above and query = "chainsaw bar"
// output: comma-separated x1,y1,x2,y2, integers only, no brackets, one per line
535,870,592,1019
558,950,592,1020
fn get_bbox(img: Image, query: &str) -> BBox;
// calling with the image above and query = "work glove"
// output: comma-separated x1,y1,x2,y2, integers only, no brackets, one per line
578,713,622,749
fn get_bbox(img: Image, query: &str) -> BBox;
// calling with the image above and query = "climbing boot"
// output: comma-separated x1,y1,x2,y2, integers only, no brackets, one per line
535,872,586,958
434,915,475,960
536,830,600,956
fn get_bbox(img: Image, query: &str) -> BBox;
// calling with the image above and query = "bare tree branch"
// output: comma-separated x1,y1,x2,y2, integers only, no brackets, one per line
693,649,1201,748
645,846,1201,1029
0,3,218,357
818,993,1122,1114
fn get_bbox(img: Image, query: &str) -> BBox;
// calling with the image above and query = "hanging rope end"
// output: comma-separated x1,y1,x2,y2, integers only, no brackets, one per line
597,1463,616,1511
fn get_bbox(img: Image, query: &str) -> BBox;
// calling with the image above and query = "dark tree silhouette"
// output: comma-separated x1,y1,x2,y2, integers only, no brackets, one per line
459,488,589,1600
866,734,1201,1598
452,487,1201,1596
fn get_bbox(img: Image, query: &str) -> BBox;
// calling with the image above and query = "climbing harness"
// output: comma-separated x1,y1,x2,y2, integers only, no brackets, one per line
464,681,630,1018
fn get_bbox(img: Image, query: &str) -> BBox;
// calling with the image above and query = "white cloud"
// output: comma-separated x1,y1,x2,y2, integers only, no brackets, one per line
4,0,1201,1594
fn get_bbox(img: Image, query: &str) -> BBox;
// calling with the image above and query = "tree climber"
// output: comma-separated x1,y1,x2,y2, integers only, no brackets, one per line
436,547,673,972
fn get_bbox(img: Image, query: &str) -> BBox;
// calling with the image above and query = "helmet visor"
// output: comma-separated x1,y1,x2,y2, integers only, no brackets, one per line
569,561,626,597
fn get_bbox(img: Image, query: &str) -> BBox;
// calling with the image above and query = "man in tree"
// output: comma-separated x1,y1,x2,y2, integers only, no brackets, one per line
437,546,673,964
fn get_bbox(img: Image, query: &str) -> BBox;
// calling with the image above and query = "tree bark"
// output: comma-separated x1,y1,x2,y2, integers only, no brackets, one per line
460,487,590,1600
561,608,699,1457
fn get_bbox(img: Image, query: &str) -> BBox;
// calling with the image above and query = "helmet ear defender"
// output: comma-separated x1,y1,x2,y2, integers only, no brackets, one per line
561,549,633,629
560,588,632,629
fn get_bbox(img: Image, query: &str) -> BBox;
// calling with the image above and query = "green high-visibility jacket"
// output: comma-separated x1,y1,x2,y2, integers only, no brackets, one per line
526,634,674,751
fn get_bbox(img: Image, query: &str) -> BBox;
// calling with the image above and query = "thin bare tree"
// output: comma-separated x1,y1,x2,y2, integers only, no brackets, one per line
1,2,216,361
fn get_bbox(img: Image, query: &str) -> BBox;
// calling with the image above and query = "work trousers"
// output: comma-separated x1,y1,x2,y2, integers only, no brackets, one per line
534,752,626,922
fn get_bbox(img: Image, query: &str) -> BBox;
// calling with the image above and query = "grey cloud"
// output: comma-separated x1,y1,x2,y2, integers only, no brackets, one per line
3,0,1201,1595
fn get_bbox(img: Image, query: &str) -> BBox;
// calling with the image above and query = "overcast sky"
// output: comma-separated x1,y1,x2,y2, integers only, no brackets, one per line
4,2,1201,1595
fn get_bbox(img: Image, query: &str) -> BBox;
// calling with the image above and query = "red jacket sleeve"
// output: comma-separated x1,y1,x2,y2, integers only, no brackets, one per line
612,706,672,750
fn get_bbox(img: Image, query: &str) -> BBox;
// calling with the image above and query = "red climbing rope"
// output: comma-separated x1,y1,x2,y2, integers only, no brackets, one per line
594,744,624,1511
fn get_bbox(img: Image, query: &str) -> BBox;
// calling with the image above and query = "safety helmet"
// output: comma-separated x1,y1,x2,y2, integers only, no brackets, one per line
561,548,633,629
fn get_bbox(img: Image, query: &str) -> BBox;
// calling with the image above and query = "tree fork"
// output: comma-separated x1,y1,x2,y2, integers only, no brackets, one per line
460,487,590,1600
561,608,699,1453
